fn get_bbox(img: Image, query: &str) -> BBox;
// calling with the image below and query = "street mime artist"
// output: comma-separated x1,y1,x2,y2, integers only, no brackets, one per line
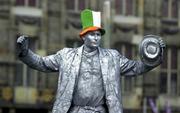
16,9,165,113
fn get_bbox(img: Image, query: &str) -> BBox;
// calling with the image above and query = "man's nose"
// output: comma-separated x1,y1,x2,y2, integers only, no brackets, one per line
94,35,99,40
94,37,98,42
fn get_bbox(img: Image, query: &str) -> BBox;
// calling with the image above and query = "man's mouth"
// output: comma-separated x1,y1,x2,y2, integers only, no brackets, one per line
92,42,97,45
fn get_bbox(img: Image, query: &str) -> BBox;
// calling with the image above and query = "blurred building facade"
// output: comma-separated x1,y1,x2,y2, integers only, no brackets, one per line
0,0,179,113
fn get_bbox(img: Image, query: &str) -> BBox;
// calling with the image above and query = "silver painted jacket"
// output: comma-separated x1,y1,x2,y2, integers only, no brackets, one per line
19,45,157,113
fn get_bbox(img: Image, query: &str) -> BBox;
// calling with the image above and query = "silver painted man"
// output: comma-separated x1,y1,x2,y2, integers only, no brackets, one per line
16,9,165,113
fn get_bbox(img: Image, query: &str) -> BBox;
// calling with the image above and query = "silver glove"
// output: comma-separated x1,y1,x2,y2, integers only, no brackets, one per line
17,35,29,57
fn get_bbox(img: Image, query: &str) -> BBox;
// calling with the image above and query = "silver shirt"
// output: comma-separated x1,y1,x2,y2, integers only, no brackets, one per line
72,50,105,107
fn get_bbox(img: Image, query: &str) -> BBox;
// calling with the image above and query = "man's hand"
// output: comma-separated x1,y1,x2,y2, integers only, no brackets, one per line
17,35,29,57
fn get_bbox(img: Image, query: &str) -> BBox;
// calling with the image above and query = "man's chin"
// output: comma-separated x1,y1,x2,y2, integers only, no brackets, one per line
90,44,99,48
85,44,99,50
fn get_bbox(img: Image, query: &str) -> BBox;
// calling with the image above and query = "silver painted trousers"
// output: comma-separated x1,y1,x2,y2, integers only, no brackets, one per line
68,105,107,113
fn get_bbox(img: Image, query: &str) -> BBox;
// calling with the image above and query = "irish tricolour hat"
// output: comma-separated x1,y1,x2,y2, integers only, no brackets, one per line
79,9,105,37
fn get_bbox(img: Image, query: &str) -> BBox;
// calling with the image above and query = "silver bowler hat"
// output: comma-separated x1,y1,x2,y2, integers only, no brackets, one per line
139,35,162,66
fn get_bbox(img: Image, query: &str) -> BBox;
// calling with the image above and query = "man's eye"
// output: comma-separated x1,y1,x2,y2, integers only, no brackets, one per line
97,33,101,36
88,32,101,36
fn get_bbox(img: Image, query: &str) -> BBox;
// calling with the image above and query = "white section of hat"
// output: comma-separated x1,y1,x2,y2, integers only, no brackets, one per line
92,11,101,27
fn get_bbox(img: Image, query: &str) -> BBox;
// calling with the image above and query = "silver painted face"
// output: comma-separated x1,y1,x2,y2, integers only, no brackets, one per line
83,30,101,49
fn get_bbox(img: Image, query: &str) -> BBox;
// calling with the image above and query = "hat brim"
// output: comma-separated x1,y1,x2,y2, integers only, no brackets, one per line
79,26,105,37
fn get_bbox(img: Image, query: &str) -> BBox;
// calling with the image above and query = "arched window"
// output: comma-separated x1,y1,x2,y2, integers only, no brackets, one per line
161,0,178,19
115,0,136,16
66,0,85,12
159,46,179,95
16,0,40,7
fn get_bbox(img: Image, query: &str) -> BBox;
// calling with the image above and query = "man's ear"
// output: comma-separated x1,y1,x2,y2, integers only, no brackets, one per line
81,36,85,41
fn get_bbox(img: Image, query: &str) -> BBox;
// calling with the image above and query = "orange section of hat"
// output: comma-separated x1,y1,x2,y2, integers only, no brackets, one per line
79,26,101,37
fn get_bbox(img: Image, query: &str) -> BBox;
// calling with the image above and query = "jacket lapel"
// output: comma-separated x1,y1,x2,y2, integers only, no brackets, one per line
70,45,83,85
53,46,84,113
98,48,109,85
73,45,83,75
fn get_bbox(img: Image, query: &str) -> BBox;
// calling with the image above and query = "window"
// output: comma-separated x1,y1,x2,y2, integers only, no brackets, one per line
65,39,83,48
171,73,177,95
115,42,137,93
159,73,167,93
161,0,178,19
123,43,134,93
16,0,40,7
159,47,179,96
66,0,75,10
16,0,25,5
66,0,86,12
28,0,36,6
115,0,136,16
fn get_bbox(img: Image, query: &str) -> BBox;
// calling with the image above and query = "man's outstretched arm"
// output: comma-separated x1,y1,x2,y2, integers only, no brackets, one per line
119,55,155,76
118,37,165,76
17,36,61,72
119,39,165,76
